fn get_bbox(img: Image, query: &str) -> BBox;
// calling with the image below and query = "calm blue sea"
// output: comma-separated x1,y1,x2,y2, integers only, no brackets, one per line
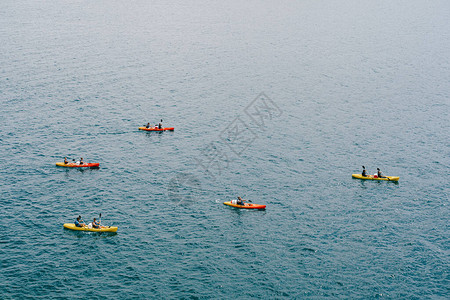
1,0,449,298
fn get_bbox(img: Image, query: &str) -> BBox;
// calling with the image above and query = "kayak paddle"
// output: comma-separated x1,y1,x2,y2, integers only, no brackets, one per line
99,213,110,228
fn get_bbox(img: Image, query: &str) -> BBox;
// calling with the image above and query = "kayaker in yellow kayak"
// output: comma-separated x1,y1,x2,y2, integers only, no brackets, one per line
88,218,108,229
376,168,386,178
362,166,368,177
92,218,103,229
75,216,86,228
92,218,99,228
64,157,69,164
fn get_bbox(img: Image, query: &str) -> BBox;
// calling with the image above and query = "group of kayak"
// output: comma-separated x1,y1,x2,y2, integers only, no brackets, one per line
63,196,266,233
352,166,399,181
62,164,397,233
60,120,177,232
62,166,398,233
56,121,174,169
59,121,399,232
224,166,399,211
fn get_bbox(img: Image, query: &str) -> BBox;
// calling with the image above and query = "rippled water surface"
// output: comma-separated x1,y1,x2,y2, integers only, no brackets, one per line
1,0,449,298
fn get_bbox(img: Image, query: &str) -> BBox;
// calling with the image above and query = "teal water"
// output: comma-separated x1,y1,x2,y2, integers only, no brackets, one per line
1,0,449,298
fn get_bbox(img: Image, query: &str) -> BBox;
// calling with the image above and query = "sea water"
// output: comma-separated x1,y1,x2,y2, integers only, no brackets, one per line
1,0,449,298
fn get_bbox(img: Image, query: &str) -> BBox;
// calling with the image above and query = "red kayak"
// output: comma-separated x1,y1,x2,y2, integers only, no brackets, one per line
56,162,100,168
139,127,174,131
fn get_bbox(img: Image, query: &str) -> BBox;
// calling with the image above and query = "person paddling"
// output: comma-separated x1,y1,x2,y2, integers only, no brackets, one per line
377,168,385,178
230,197,246,206
158,119,163,129
75,216,86,228
92,218,101,229
237,196,246,206
362,166,368,177
145,122,150,129
79,158,84,165
64,157,68,164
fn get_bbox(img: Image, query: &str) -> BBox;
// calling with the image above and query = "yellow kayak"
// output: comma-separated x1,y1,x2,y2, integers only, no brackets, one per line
352,174,399,181
63,223,118,232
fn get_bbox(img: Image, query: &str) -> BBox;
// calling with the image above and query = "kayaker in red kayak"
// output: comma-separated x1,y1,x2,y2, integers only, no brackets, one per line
237,196,246,205
79,158,84,165
230,197,246,206
158,119,163,129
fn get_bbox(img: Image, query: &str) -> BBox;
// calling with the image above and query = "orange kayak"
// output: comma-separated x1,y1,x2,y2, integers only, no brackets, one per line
139,127,174,131
56,162,100,168
223,201,266,209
